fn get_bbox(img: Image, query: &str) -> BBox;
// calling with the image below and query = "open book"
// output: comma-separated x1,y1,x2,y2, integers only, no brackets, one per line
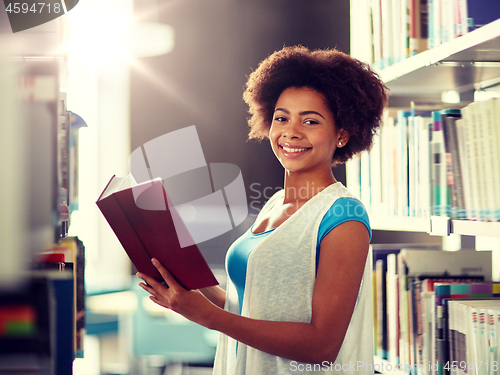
96,175,218,290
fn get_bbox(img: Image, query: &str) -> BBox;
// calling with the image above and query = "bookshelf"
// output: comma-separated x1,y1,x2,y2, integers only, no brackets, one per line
350,3,500,374
0,12,88,374
348,13,500,236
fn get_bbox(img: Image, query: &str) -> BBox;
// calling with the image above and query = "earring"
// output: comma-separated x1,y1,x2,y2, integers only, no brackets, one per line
338,141,342,147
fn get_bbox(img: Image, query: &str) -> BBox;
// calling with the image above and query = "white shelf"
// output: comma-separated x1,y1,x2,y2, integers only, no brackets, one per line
370,216,431,233
378,18,500,98
450,219,500,237
370,215,500,238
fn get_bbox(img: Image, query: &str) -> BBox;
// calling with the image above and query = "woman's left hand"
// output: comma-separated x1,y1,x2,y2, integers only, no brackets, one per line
136,258,218,329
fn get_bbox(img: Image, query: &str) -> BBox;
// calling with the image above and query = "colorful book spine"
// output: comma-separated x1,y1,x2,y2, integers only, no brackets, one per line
436,284,451,375
431,111,448,217
440,109,465,219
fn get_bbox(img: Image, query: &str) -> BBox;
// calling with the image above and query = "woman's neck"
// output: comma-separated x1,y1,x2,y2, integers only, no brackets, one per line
282,170,337,204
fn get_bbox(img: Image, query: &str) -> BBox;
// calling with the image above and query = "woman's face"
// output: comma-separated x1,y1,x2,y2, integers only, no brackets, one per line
269,86,342,176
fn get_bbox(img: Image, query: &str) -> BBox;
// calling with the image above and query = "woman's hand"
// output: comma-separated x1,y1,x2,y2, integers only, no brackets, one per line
136,258,219,329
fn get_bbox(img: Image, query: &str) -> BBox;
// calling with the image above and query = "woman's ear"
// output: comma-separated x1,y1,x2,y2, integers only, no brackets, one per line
337,129,349,148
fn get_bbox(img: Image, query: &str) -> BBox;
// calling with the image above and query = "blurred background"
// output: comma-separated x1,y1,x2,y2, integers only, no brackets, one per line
0,1,351,374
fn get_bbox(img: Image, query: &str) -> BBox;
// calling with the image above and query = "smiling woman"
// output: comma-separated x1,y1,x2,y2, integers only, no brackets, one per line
136,45,389,375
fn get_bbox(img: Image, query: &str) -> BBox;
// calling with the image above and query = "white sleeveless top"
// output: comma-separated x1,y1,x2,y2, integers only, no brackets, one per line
213,182,374,375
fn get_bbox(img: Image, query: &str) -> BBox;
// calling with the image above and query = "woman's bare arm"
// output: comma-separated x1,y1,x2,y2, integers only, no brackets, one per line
199,285,226,309
137,220,369,364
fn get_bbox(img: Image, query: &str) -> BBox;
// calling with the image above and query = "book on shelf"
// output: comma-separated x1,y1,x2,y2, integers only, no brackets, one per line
351,0,500,68
96,174,219,290
440,109,463,219
375,257,389,359
396,248,492,371
372,244,441,364
0,271,74,375
435,282,494,375
35,237,86,358
387,252,400,364
346,97,500,223
409,0,429,56
58,237,85,358
448,298,500,375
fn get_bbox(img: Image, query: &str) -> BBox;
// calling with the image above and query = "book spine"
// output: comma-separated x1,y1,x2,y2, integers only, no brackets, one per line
455,118,473,220
469,102,490,220
431,111,447,217
371,0,384,69
435,284,451,375
441,111,463,219
459,105,480,220
479,99,500,221
381,0,395,66
361,150,372,211
409,110,417,217
491,99,500,221
370,130,383,215
398,111,411,216
387,253,399,363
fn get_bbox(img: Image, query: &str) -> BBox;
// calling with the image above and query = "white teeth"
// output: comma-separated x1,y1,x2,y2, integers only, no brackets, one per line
282,146,308,153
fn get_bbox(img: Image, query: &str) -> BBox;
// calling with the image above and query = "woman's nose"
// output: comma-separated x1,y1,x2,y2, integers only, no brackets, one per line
282,120,302,139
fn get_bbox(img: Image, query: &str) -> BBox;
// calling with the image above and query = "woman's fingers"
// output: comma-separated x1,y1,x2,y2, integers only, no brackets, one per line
136,270,162,289
138,281,156,296
151,258,182,289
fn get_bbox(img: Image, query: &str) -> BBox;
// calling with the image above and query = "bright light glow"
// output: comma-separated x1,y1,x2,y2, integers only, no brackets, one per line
128,22,175,57
64,0,174,67
441,90,460,103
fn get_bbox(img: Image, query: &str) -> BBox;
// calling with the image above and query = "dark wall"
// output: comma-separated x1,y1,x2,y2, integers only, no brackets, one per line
130,0,350,265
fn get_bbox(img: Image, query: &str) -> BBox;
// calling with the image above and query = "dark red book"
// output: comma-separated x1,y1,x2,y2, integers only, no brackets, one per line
96,175,218,290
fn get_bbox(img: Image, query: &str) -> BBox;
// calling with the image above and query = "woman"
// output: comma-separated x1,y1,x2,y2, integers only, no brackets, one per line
137,45,389,374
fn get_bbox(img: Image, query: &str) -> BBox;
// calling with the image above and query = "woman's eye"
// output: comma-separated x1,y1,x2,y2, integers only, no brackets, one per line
274,116,287,122
305,120,319,125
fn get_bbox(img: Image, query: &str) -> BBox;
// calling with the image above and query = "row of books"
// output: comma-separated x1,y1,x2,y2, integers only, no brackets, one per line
0,236,86,375
447,298,500,375
346,97,500,221
373,247,498,375
367,0,500,69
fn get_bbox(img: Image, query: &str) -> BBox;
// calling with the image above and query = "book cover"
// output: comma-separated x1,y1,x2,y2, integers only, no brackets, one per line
96,175,218,290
